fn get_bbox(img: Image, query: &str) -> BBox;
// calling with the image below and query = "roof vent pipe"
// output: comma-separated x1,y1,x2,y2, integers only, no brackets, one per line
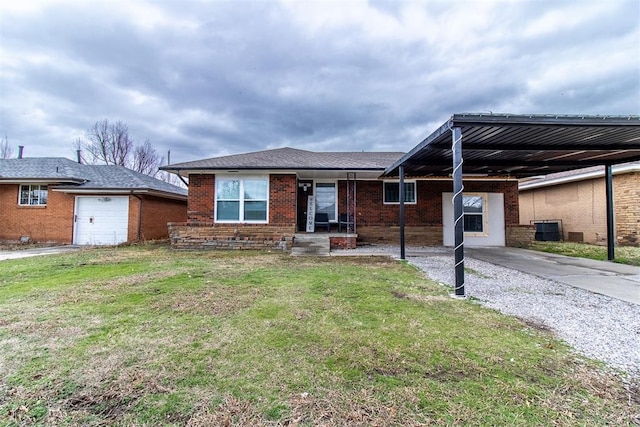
18,146,24,159
76,150,82,163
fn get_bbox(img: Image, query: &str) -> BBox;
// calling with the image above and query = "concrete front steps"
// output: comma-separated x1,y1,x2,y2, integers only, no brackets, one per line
291,233,331,256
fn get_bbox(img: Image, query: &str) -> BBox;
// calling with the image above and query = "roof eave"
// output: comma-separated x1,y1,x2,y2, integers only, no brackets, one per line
519,163,640,190
51,187,187,200
451,113,640,127
162,166,389,175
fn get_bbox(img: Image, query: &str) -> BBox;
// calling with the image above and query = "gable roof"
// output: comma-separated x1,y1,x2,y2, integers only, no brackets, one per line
518,161,640,191
161,147,405,172
0,157,187,199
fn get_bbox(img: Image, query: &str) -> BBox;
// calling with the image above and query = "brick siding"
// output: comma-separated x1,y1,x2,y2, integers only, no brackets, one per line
505,224,536,247
0,184,75,243
136,195,188,241
614,172,640,246
187,175,215,223
175,174,297,250
342,178,519,245
0,184,187,245
175,174,519,250
519,172,640,246
168,223,295,250
340,179,519,228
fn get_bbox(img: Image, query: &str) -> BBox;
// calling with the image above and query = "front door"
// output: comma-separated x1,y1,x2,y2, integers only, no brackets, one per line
297,180,313,231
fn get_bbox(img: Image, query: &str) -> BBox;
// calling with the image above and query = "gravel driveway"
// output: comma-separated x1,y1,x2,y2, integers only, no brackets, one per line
336,245,640,381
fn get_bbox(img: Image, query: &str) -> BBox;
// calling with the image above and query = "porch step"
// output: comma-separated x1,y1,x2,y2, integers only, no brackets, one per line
291,234,330,256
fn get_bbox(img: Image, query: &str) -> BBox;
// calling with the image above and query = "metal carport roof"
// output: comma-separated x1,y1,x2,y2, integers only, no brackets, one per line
383,113,640,298
384,113,640,178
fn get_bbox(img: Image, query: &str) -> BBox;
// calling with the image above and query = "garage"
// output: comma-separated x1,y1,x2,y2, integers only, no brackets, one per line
74,196,129,245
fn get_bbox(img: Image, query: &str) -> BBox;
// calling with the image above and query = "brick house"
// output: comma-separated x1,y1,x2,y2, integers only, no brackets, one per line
161,147,522,251
519,162,640,246
0,157,187,245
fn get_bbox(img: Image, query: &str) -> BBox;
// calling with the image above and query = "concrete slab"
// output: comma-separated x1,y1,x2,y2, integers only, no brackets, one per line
466,247,640,305
0,246,81,261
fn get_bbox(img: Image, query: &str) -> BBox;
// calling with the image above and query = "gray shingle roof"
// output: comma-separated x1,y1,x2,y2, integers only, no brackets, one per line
0,157,187,197
518,161,640,190
162,147,405,171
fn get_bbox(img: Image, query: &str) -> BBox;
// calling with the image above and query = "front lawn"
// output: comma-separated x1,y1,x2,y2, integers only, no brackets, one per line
0,244,635,425
530,241,640,266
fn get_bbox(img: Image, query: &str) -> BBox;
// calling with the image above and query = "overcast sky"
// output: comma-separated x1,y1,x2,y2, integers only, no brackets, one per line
1,0,638,164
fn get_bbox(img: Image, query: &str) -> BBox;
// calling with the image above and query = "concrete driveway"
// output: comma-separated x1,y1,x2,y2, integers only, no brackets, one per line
0,246,81,261
466,247,640,305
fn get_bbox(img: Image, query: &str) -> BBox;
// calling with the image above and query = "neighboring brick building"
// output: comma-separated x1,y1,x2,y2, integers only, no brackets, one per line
161,147,523,250
0,157,187,245
519,163,640,246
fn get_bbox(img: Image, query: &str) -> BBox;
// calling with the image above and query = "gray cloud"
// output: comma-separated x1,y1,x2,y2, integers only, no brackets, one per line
1,0,638,164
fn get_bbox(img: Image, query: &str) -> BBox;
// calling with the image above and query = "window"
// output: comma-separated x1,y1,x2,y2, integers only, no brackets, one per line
19,184,48,206
315,182,336,221
215,177,268,222
383,181,416,204
463,194,486,234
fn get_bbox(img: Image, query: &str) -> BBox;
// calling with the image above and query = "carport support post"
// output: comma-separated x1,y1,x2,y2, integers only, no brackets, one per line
605,164,615,261
399,165,406,260
452,126,465,297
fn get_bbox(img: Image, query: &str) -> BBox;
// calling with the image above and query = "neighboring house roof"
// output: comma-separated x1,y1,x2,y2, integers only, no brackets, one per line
518,161,640,191
0,157,187,199
162,147,405,171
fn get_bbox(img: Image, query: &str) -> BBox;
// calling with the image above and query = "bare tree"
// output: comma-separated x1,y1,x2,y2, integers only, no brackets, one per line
132,139,161,176
1,136,12,159
80,119,133,166
76,119,162,177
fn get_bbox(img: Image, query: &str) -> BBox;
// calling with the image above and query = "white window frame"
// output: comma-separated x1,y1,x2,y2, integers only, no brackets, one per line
463,192,488,236
214,176,269,224
314,180,338,222
383,180,417,204
18,184,48,206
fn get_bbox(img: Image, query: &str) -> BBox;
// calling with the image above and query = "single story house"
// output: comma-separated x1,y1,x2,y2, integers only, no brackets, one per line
161,147,523,250
162,113,640,297
519,162,640,246
0,157,187,245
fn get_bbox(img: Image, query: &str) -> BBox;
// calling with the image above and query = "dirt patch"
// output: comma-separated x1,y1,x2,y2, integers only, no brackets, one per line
155,285,265,317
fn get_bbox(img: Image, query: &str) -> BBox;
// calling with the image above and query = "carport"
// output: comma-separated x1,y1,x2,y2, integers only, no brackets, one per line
384,113,640,297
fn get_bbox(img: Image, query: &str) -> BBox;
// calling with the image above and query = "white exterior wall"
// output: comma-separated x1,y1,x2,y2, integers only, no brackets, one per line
442,192,505,247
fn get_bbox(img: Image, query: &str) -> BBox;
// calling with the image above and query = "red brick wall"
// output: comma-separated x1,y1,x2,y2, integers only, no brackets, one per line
138,195,187,241
269,174,297,226
176,174,297,249
0,184,75,243
186,174,297,226
339,179,519,227
0,185,187,245
187,175,215,223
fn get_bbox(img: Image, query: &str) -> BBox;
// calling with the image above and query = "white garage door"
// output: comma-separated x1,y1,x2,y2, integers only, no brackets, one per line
74,196,129,245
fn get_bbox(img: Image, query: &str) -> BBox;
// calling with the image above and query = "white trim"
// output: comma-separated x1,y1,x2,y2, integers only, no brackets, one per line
463,192,488,237
383,180,417,204
519,163,640,191
18,184,48,206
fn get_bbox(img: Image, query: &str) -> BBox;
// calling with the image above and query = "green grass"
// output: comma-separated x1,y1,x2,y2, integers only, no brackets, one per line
530,241,640,266
0,244,636,426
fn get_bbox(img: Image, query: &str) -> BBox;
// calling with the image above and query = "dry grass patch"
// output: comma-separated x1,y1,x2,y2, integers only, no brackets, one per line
0,245,637,426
